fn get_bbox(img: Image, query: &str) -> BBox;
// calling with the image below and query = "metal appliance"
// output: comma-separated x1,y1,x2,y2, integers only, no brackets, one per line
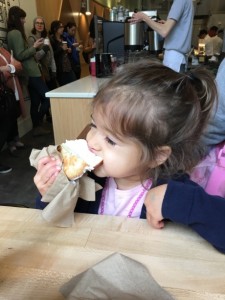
124,20,145,51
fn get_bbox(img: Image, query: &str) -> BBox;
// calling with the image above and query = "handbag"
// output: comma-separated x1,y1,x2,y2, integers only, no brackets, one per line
0,71,17,117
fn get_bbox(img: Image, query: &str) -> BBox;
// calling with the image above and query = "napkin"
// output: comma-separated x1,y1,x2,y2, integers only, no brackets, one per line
60,253,175,300
29,146,102,227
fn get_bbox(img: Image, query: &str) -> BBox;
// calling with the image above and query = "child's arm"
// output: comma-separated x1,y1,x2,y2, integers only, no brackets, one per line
33,156,62,196
145,180,225,253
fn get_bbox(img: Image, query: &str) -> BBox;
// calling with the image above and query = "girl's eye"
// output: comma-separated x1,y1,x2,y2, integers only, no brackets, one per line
105,136,116,146
89,122,96,129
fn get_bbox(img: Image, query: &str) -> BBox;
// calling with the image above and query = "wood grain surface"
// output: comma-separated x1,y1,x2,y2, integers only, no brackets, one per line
0,207,225,300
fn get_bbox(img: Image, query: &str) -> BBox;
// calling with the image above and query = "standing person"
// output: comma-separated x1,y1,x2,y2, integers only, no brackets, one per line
82,32,96,65
49,20,76,86
201,58,225,147
28,16,57,91
205,26,223,58
7,6,51,137
0,47,26,155
63,21,82,80
129,0,194,73
32,61,223,252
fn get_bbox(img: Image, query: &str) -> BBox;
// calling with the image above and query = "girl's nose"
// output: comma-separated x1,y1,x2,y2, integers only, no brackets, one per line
86,129,101,153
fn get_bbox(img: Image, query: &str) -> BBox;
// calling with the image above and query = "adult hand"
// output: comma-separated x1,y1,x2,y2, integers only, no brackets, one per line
34,38,44,49
129,12,148,24
33,156,62,196
144,184,168,229
62,43,68,51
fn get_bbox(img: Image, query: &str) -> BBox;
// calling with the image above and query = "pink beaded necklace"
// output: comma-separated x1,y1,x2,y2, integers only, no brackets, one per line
99,178,152,218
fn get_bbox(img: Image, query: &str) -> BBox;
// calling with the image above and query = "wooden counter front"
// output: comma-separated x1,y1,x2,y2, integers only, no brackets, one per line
1,206,225,300
46,76,107,144
50,97,92,144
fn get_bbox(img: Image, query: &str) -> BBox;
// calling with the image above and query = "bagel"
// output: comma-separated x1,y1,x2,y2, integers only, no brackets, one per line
57,139,102,180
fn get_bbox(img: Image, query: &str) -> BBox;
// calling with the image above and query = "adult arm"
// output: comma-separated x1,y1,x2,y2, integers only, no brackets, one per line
130,12,176,38
27,35,48,61
7,30,43,62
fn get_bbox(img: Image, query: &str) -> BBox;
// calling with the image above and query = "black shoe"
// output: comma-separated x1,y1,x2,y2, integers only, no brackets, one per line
0,164,12,174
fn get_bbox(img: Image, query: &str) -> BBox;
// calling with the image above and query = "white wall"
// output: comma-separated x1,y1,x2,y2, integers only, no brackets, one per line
20,0,38,36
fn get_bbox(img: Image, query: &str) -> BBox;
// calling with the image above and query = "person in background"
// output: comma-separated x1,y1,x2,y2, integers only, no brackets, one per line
198,29,207,40
205,26,223,58
28,16,57,91
32,60,224,253
49,20,76,86
7,6,51,137
63,21,82,80
82,31,96,65
82,18,96,66
129,0,194,73
201,58,225,147
0,47,26,156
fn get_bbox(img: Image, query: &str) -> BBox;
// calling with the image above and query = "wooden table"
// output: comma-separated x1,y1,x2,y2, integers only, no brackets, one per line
0,206,225,300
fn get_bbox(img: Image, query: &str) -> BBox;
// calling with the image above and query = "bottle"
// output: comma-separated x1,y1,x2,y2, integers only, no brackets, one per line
117,6,124,22
90,57,96,76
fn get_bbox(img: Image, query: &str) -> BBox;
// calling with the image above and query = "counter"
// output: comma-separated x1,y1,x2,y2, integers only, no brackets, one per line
46,76,107,145
1,206,225,299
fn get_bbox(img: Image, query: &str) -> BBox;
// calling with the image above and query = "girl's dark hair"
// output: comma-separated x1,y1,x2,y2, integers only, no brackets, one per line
49,20,62,36
64,21,76,32
92,60,217,183
31,17,47,38
7,6,27,40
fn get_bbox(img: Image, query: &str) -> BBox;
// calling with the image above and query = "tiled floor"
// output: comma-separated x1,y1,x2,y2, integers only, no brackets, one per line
0,121,54,208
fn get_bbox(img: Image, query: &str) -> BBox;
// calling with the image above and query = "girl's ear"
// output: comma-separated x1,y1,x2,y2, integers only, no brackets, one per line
149,146,171,168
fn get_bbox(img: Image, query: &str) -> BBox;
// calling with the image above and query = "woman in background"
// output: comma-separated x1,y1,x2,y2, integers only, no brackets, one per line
63,21,82,80
7,6,51,137
49,20,76,86
28,16,57,91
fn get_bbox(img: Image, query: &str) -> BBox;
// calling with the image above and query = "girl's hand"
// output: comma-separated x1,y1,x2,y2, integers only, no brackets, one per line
144,184,168,229
33,156,62,196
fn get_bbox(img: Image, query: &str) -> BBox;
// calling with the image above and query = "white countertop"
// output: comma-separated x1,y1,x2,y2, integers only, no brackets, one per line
46,75,108,98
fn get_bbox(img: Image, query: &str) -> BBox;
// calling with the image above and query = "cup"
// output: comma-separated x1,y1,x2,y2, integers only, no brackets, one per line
44,38,50,45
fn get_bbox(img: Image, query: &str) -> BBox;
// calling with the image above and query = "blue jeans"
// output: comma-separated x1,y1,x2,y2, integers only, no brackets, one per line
28,77,50,128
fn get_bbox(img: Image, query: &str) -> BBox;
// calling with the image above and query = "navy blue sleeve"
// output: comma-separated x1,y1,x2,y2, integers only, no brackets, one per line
162,179,225,253
35,193,48,210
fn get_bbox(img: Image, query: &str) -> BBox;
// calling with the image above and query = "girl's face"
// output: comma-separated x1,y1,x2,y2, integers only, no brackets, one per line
86,112,144,189
35,18,44,33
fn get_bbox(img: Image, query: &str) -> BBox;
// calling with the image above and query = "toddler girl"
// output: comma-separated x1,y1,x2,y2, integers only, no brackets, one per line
34,60,216,220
